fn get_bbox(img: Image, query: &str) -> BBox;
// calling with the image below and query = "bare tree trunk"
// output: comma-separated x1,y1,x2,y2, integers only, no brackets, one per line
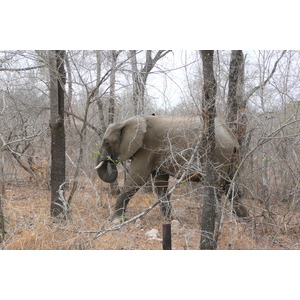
0,153,4,243
108,50,121,124
199,50,217,250
109,50,121,195
225,50,249,218
258,52,270,210
65,52,73,127
130,50,171,115
227,50,247,148
130,50,139,115
49,50,67,218
96,50,106,136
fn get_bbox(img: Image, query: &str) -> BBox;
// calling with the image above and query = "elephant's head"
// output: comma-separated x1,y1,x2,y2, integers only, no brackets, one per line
95,116,147,183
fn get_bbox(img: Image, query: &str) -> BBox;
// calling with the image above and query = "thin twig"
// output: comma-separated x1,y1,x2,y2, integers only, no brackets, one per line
245,50,286,101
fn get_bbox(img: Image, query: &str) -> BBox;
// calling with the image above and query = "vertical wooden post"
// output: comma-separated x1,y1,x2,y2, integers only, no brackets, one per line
0,195,4,243
162,224,172,250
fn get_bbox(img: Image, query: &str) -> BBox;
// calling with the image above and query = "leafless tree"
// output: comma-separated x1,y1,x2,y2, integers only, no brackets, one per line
48,50,67,218
65,52,73,127
108,50,122,124
130,50,171,115
199,50,218,250
95,50,106,136
0,152,4,243
227,50,247,144
108,50,122,194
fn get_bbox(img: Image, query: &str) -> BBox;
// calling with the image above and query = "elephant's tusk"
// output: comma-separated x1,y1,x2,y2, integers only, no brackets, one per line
95,161,105,169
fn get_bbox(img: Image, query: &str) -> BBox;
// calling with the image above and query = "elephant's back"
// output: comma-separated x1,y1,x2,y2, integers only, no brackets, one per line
144,116,202,159
146,115,202,139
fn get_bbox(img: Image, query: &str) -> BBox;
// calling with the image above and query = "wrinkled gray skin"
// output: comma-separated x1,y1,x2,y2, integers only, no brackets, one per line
96,115,248,221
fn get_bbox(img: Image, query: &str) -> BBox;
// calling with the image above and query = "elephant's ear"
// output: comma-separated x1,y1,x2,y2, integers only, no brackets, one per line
119,116,147,161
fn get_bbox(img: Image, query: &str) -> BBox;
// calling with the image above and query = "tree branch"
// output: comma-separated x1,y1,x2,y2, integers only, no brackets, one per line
245,50,287,101
64,109,103,136
0,65,45,72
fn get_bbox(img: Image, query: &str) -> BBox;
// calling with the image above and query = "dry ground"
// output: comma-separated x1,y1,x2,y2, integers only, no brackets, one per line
1,178,300,250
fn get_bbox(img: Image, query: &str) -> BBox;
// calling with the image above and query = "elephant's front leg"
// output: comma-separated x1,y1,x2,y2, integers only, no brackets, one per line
112,186,140,220
111,154,153,222
153,171,171,220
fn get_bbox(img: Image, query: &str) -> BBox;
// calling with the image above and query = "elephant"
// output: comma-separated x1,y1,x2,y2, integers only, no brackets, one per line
96,115,248,222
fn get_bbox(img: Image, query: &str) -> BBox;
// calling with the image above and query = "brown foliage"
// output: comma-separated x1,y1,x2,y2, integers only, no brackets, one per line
1,178,300,250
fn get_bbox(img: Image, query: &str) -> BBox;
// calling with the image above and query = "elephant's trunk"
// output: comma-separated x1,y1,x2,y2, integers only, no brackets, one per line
95,155,118,183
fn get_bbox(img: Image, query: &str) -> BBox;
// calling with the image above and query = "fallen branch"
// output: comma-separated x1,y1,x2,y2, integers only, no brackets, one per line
93,198,161,239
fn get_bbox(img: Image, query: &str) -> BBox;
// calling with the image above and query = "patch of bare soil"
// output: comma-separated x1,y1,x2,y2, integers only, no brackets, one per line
1,180,300,250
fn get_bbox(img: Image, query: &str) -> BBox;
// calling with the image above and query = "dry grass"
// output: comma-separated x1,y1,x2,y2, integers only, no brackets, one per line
1,178,300,250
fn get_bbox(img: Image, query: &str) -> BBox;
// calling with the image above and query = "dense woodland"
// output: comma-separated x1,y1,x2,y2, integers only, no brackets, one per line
1,50,300,249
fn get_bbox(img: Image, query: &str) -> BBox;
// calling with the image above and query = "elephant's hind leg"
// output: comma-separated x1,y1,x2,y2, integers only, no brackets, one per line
153,171,171,220
222,180,249,218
